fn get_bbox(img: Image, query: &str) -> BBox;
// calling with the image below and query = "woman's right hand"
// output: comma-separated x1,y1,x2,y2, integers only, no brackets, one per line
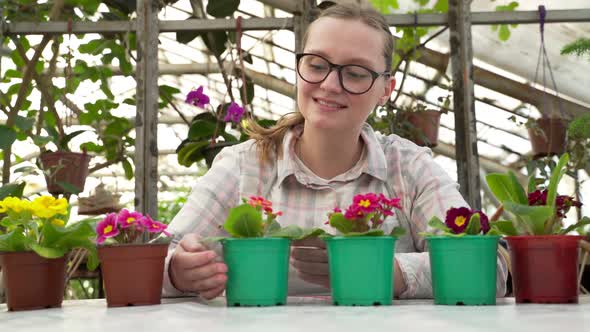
169,233,228,300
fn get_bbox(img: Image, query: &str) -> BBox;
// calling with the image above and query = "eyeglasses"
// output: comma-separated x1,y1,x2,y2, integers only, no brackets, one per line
296,53,391,95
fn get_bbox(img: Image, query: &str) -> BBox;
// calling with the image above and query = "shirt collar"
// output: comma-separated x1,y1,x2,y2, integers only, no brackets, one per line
276,123,388,187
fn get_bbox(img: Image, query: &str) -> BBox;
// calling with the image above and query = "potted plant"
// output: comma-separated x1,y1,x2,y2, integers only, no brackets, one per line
323,193,406,306
38,129,93,195
420,208,500,305
389,99,448,148
486,153,590,303
205,196,322,307
0,195,98,311
176,86,246,169
95,209,171,307
527,117,568,159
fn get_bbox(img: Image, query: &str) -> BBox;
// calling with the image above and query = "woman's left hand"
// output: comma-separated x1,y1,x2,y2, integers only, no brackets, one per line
290,237,330,288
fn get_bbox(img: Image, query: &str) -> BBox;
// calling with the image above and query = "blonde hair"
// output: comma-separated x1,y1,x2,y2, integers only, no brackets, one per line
245,2,394,164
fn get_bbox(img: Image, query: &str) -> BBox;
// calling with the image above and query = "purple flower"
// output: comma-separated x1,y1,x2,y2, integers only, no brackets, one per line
445,207,472,234
96,213,119,244
186,86,210,109
223,102,245,124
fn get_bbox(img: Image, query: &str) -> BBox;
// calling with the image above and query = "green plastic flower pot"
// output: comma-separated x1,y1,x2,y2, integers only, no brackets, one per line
325,236,396,306
223,238,290,306
427,235,500,305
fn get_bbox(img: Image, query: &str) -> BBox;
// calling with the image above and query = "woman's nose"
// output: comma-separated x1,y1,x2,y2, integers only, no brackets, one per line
319,69,343,93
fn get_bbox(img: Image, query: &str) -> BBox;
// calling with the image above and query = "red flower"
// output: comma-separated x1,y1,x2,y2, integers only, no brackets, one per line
445,207,472,234
528,189,582,218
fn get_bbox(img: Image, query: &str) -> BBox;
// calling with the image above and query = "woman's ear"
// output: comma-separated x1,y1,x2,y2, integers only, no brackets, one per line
379,77,396,106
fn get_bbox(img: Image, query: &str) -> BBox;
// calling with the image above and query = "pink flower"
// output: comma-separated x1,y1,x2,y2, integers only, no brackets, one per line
223,102,245,124
186,86,210,108
96,213,119,244
140,215,170,236
116,209,143,229
352,193,380,214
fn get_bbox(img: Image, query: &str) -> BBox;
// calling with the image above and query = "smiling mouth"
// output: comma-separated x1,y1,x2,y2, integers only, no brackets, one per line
314,98,346,110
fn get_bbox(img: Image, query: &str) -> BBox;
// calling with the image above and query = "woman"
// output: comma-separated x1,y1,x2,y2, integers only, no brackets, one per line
164,3,508,300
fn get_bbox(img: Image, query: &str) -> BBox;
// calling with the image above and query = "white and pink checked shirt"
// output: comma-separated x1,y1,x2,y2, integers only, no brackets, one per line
163,123,508,298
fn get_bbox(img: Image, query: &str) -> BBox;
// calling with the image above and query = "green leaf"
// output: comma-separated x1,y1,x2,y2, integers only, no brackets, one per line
224,204,264,237
503,201,553,235
176,17,200,44
121,158,134,180
389,226,406,237
31,243,68,259
490,221,517,235
0,182,26,200
344,229,385,237
0,125,17,150
56,181,83,194
264,220,282,236
4,69,23,79
328,213,356,234
176,140,209,167
266,224,303,239
200,31,228,57
527,175,537,194
206,0,240,18
0,230,29,252
427,216,451,233
433,0,448,13
546,153,569,209
486,172,527,205
32,135,52,147
559,217,590,235
60,130,87,150
10,50,25,67
465,213,481,235
14,115,34,132
239,77,255,105
498,25,511,41
188,119,217,140
369,0,399,13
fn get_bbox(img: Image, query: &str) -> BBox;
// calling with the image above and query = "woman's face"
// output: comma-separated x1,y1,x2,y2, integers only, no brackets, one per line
297,17,395,134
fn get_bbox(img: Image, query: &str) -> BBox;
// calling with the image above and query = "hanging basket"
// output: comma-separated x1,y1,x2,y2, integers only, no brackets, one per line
401,111,442,147
528,118,567,159
40,151,91,195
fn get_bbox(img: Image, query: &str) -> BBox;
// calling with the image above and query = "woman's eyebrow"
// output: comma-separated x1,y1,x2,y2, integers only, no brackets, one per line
304,50,377,68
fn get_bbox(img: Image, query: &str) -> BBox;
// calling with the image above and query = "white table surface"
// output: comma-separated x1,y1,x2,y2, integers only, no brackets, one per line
1,295,589,332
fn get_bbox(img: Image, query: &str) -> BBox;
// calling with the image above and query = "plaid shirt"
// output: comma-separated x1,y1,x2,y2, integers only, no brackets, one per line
163,123,508,298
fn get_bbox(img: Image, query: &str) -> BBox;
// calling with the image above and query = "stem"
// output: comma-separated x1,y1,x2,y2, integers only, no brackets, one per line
2,0,65,184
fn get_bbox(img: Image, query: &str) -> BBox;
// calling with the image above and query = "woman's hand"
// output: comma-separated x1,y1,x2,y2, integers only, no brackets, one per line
169,233,228,299
290,237,330,288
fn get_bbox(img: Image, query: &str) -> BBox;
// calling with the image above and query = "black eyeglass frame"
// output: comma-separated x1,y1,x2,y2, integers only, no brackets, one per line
295,53,391,95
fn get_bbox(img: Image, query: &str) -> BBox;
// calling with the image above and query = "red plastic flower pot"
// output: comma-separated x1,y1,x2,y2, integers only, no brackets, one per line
0,252,67,311
506,235,582,304
98,243,168,307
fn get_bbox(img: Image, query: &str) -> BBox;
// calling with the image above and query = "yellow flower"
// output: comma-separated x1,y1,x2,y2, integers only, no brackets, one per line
31,196,69,219
51,219,66,227
1,197,26,213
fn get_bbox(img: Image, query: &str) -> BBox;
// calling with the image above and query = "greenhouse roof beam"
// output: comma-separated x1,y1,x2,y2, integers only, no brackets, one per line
4,10,590,35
